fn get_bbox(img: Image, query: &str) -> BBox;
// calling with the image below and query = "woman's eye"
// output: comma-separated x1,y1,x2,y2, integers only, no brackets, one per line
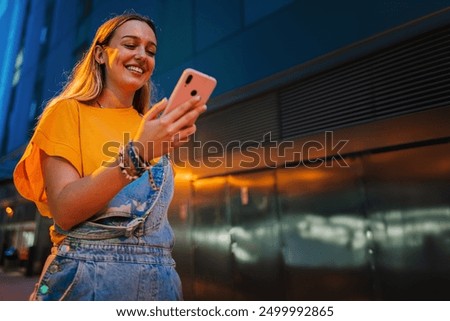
123,43,155,57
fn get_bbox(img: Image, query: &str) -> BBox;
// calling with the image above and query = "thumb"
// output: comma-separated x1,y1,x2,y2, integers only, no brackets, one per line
143,98,167,120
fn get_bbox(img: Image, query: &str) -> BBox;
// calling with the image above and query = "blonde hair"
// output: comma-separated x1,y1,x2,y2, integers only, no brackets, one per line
46,13,157,115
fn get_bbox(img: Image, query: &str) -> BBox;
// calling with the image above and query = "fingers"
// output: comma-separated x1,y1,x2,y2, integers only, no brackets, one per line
136,97,205,158
162,94,202,117
143,98,168,120
167,105,205,138
171,125,197,148
163,95,202,121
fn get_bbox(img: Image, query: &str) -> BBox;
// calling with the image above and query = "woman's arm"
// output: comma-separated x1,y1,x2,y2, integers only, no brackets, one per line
42,97,206,231
42,152,129,230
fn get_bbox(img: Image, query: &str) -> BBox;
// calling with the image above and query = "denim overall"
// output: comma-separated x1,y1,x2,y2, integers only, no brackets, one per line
31,156,182,301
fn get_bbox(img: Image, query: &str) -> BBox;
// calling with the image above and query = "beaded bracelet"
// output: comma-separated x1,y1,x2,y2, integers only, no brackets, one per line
127,142,159,190
118,141,159,190
118,146,140,181
127,141,149,175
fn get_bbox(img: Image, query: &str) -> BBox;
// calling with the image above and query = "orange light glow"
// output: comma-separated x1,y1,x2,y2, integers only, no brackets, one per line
5,206,14,217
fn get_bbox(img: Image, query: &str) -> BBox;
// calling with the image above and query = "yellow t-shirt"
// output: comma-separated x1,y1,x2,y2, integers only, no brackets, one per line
13,98,142,244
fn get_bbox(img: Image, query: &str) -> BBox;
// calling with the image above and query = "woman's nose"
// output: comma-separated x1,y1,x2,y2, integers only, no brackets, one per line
134,47,144,59
135,46,146,59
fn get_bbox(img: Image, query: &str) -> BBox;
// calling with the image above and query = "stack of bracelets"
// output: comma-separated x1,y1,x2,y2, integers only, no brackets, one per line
118,141,158,190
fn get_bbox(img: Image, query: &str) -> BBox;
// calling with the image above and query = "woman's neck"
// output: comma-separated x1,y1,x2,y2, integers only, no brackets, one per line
97,88,133,108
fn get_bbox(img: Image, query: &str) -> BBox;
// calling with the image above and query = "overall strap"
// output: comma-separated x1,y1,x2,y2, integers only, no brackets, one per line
54,156,171,240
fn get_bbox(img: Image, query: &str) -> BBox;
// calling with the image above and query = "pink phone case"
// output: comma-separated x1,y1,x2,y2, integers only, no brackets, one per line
166,68,217,113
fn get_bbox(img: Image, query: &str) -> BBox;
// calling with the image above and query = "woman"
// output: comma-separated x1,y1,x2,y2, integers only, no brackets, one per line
13,13,205,300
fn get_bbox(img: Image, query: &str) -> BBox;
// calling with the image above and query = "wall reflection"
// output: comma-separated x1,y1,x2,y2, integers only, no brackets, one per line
170,142,450,300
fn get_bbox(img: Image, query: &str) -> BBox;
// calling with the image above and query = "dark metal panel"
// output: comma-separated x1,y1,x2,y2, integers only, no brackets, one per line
276,157,373,300
228,171,283,299
190,177,234,299
363,142,450,300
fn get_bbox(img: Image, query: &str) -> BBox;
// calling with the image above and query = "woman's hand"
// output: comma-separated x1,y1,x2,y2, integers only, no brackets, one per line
133,96,206,161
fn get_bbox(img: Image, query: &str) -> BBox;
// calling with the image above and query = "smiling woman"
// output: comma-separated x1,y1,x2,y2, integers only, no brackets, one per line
95,20,157,104
13,12,207,301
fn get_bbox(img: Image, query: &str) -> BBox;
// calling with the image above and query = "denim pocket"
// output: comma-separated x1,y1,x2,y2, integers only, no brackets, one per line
36,256,85,301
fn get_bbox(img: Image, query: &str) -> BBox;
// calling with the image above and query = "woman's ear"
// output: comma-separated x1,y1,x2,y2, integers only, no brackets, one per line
94,45,105,64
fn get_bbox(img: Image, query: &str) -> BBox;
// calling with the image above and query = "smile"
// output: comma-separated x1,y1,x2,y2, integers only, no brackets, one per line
126,65,144,74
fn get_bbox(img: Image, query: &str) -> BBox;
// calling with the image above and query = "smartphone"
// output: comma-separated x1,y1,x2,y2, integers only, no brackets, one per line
165,68,217,114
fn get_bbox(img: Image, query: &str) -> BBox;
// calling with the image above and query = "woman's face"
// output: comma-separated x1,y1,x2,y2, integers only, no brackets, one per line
100,20,157,95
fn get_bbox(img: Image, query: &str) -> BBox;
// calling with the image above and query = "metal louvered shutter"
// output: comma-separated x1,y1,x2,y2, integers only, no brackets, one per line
198,93,280,145
280,26,450,139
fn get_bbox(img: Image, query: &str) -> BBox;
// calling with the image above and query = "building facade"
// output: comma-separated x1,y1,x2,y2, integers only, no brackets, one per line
1,0,449,287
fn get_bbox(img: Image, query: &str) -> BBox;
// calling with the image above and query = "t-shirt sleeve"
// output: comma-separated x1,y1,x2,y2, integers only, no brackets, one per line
13,99,82,217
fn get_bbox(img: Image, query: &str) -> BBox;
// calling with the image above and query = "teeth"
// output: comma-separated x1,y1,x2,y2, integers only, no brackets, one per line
127,66,143,74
